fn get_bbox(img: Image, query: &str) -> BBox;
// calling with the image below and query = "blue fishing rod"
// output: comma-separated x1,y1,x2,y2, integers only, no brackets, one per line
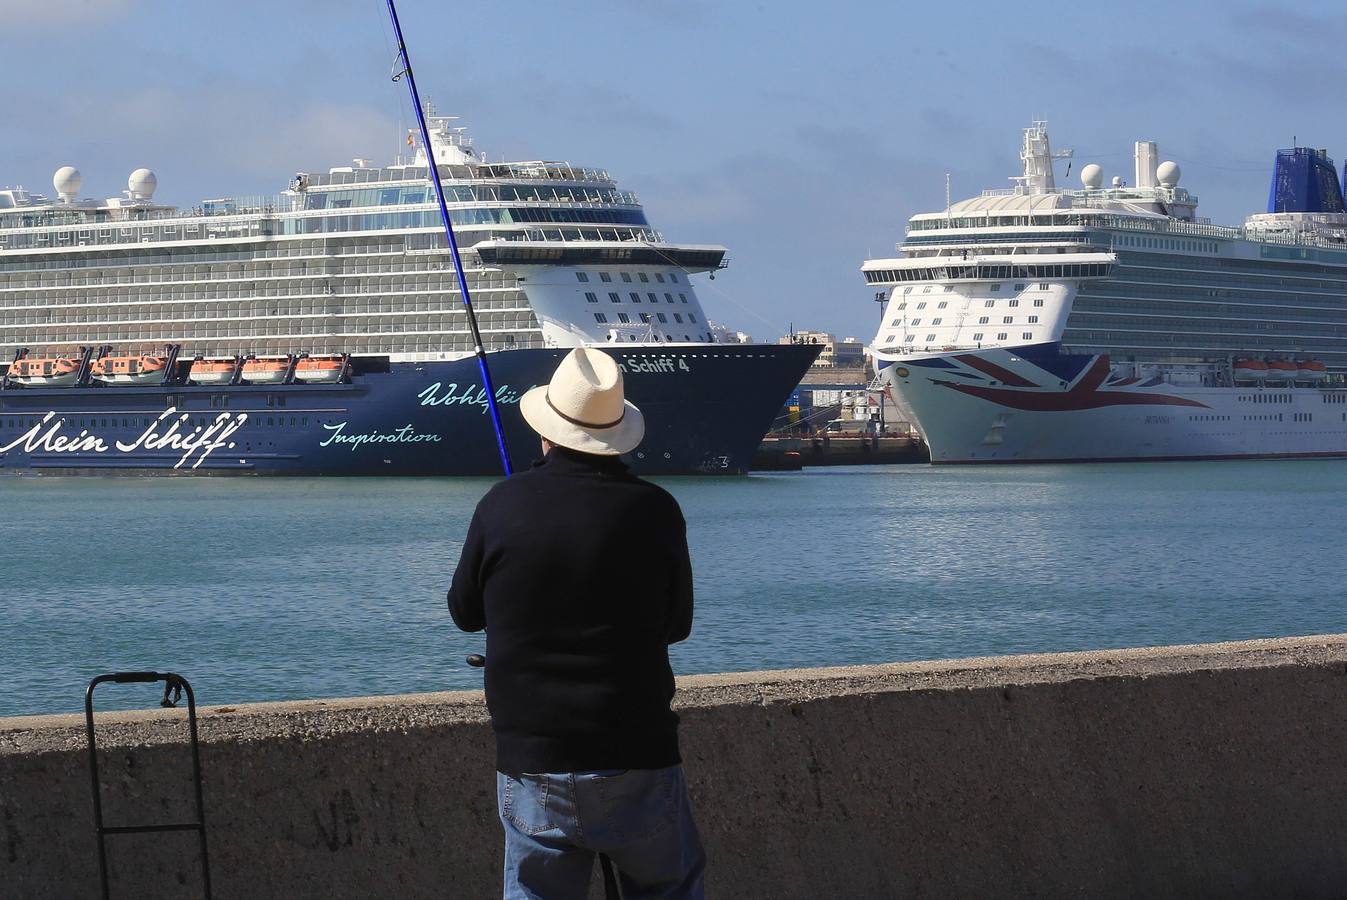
385,0,513,476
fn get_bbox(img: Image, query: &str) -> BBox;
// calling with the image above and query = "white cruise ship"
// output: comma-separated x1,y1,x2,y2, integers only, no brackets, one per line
862,122,1347,463
0,114,817,475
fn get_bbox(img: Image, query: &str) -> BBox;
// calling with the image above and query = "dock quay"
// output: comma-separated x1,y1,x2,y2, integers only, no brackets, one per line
5,634,1347,898
753,434,929,470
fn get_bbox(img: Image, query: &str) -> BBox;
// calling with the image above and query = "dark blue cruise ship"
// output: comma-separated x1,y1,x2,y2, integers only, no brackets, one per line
0,114,817,474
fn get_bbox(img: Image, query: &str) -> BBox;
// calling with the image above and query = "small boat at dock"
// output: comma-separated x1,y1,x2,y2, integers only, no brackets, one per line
7,356,79,386
90,355,167,385
293,356,344,383
241,358,288,384
189,359,236,385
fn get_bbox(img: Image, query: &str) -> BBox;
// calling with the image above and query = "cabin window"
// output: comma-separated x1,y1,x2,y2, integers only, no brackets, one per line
576,272,589,282
620,272,632,282
599,272,612,282
630,292,641,303
585,292,598,303
594,313,608,323
609,292,621,303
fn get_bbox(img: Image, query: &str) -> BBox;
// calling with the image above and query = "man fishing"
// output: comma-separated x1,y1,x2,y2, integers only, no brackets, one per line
448,347,706,899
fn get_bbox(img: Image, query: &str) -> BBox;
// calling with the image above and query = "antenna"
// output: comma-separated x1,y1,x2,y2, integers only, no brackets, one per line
385,0,513,475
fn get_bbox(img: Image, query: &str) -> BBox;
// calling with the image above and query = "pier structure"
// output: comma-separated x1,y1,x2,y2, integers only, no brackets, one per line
4,635,1347,897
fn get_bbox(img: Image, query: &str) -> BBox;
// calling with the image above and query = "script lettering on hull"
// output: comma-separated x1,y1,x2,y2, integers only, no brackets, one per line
319,422,443,450
0,409,248,469
418,382,524,413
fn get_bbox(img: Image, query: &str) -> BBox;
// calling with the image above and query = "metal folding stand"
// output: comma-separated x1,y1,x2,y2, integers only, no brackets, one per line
85,672,212,900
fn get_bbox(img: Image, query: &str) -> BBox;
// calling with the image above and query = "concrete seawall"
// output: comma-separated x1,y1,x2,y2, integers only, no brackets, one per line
5,634,1347,898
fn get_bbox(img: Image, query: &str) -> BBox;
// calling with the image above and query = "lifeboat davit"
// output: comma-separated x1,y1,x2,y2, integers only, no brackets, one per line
1264,360,1297,382
90,355,167,385
189,359,237,385
294,356,345,383
1232,359,1268,381
6,356,79,386
240,358,288,384
1298,360,1328,382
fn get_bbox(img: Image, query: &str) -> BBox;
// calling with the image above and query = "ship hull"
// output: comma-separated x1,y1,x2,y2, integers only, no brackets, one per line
0,344,818,475
880,343,1347,464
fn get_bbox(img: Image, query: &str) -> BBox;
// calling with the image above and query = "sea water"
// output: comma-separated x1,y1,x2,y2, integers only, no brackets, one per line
3,460,1346,717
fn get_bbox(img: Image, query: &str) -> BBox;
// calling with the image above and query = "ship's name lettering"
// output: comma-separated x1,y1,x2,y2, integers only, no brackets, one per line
0,409,248,469
618,358,690,375
319,422,443,450
418,382,523,413
1143,415,1172,425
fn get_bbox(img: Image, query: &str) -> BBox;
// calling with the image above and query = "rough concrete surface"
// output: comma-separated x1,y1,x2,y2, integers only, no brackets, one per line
4,635,1347,898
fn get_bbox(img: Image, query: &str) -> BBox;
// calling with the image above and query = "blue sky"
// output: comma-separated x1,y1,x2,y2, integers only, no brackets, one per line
2,0,1343,340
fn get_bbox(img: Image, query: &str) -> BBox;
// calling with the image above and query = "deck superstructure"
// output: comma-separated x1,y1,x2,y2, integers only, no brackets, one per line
0,114,723,365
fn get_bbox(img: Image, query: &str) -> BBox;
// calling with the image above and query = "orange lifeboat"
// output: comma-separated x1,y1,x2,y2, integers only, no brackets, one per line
90,354,167,385
293,356,345,383
7,356,79,387
1264,360,1297,382
189,359,237,385
1298,360,1328,382
1232,359,1268,381
240,358,288,384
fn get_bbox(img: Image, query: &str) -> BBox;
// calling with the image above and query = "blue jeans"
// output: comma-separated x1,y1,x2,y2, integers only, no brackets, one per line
497,765,706,899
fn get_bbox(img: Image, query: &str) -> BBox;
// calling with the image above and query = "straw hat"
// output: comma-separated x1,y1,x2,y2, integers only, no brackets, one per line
520,348,645,455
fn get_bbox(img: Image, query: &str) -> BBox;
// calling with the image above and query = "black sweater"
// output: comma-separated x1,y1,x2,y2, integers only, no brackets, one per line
447,447,693,776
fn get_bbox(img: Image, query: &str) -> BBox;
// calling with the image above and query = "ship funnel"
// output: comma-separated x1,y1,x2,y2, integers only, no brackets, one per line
1268,147,1344,213
1134,141,1159,189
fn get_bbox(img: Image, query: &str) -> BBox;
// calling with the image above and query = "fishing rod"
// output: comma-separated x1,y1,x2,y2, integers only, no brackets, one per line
384,0,513,476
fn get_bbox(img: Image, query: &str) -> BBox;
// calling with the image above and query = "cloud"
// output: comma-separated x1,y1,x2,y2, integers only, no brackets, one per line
628,134,947,338
0,0,138,26
21,82,396,203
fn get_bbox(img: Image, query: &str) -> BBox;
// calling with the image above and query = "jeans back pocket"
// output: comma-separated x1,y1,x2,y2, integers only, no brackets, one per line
500,773,558,836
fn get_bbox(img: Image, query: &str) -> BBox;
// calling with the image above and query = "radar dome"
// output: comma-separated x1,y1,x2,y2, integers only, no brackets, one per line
127,168,158,200
53,166,82,202
1156,160,1181,187
1079,163,1104,190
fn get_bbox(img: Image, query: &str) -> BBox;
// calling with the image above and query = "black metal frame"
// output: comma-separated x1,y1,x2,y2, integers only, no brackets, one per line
85,672,212,900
